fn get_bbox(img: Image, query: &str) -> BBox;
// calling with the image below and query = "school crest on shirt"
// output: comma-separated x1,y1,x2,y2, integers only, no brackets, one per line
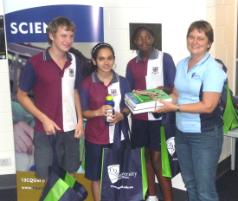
69,68,75,77
109,88,118,97
152,66,159,74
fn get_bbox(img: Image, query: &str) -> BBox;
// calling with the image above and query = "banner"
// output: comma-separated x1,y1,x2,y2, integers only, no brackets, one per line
5,5,104,43
4,1,103,200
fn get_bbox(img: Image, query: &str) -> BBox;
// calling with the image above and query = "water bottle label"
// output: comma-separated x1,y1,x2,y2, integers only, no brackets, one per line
106,109,114,123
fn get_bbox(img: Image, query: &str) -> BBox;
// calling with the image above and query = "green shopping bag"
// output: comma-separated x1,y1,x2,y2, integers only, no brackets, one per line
160,126,172,178
223,84,238,134
39,134,88,201
40,168,88,201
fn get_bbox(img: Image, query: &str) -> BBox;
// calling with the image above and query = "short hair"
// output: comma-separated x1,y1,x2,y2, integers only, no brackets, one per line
46,16,75,44
187,20,214,49
132,26,155,41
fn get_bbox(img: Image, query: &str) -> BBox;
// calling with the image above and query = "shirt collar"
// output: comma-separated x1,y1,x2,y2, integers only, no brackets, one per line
92,70,119,84
187,52,210,67
43,48,72,62
135,48,158,63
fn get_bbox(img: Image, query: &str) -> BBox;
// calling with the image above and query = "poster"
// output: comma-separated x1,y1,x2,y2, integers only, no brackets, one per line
4,1,103,200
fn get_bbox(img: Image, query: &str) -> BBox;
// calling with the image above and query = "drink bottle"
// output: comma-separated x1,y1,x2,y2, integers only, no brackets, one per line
105,95,115,125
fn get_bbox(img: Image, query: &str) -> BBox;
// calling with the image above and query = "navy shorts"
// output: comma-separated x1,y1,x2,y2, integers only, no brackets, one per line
33,131,80,178
84,140,110,181
131,119,161,151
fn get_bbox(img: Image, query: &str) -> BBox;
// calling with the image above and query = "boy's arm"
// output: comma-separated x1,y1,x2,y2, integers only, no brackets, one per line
74,90,84,138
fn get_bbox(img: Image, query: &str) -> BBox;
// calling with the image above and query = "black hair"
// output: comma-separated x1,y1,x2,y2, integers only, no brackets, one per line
91,42,115,60
132,26,155,41
91,42,115,71
69,47,93,79
131,26,156,50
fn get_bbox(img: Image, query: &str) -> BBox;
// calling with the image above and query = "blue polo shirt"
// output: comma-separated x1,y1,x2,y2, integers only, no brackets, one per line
19,49,81,132
80,71,130,144
175,52,227,133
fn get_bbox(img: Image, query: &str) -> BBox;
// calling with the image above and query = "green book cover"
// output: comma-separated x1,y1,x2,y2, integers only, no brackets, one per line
125,89,172,111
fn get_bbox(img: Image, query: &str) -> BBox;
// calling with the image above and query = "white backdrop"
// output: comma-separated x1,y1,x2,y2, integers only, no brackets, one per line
0,0,15,176
1,0,209,191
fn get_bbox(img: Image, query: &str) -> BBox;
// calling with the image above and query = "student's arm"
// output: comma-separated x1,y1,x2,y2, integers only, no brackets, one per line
17,89,61,134
74,90,84,138
83,105,112,119
80,78,112,119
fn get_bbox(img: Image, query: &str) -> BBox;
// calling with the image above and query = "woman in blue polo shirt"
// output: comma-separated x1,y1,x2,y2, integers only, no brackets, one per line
156,20,227,201
80,43,130,201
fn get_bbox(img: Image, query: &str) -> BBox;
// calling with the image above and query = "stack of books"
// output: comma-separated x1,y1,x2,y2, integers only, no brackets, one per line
125,88,172,114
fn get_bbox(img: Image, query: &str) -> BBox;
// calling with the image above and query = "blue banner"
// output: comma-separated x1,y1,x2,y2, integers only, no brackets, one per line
5,4,104,43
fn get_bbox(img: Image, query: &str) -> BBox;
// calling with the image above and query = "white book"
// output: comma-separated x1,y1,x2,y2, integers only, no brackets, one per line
125,89,172,113
125,101,161,114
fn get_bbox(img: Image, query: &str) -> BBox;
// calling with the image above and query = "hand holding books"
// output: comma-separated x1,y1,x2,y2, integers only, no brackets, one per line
125,88,173,114
154,99,180,113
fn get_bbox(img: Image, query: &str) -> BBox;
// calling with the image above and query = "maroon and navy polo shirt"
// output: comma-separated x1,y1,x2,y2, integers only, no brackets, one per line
19,49,81,132
126,48,176,121
80,71,130,144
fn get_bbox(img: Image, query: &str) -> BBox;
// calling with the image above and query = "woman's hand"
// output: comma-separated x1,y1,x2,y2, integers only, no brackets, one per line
155,100,179,113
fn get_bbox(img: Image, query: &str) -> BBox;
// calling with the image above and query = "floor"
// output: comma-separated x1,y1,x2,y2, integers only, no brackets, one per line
217,170,238,201
0,170,238,201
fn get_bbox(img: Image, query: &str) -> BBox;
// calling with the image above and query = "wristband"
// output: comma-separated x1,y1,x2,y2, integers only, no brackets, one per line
176,105,180,112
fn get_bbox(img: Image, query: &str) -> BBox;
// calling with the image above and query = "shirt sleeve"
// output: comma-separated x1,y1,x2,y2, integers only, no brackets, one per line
203,63,227,93
74,55,83,90
119,77,131,110
163,53,176,88
19,62,36,92
79,80,89,111
125,63,135,90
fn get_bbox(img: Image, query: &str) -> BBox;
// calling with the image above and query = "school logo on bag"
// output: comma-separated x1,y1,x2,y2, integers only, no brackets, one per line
108,165,120,184
166,137,175,156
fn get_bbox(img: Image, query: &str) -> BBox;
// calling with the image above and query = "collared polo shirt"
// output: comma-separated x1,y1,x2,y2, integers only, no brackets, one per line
175,52,227,133
80,71,130,144
19,49,81,132
126,48,176,121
